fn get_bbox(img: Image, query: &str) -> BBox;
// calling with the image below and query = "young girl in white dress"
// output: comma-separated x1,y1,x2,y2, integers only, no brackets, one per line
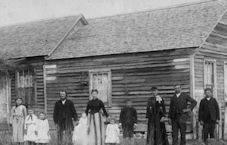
73,112,88,145
24,109,38,145
105,117,120,145
36,112,50,145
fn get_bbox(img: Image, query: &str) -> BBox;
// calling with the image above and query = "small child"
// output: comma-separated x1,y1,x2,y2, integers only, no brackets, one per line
36,112,50,145
24,109,38,145
105,117,120,145
72,112,88,145
119,99,137,145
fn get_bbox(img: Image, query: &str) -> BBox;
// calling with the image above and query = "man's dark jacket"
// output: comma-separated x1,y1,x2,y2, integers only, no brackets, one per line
53,99,78,131
169,93,197,121
199,97,220,122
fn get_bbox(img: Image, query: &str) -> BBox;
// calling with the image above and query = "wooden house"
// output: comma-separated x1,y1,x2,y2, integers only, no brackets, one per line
1,0,227,140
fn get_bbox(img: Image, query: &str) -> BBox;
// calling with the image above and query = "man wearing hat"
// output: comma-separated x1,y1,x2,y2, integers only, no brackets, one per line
146,87,169,145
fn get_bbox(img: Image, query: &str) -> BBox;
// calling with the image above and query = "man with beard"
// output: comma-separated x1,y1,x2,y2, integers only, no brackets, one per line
169,85,197,145
53,90,78,145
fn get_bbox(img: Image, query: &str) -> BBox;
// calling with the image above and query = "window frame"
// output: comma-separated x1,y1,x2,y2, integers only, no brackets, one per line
15,68,36,107
203,59,217,97
89,69,112,107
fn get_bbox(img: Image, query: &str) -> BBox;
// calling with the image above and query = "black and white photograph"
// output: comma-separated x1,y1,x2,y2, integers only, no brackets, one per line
1,0,227,145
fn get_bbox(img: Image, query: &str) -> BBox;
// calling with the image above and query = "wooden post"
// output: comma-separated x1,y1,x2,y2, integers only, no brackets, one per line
43,64,47,114
190,54,196,139
223,61,227,140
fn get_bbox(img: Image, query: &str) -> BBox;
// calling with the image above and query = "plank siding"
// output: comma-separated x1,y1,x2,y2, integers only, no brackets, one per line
10,58,45,114
45,48,195,133
194,50,227,140
194,12,227,140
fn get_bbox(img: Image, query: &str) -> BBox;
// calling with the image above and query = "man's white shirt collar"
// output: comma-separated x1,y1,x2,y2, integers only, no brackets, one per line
62,100,66,105
206,97,211,101
176,93,181,98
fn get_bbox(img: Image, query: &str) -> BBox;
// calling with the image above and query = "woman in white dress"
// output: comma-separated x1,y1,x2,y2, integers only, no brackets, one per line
105,117,120,145
36,112,50,145
10,98,27,145
24,109,38,145
72,112,88,145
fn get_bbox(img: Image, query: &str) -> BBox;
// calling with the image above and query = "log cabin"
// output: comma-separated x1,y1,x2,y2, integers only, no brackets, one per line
0,0,227,140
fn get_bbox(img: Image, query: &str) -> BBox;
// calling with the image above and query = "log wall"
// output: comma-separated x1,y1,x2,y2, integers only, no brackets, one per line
45,48,195,132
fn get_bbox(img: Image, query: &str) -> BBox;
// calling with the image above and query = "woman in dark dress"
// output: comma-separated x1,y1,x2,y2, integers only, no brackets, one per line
146,87,169,145
85,89,109,145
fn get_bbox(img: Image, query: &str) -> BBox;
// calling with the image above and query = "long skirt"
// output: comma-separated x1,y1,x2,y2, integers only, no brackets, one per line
12,117,25,143
147,118,169,145
87,112,105,145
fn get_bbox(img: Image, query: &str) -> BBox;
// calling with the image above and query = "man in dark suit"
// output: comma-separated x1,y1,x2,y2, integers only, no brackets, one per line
199,88,220,144
53,90,78,145
169,84,197,145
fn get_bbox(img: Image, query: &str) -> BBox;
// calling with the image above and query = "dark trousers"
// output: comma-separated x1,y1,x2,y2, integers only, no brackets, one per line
14,143,24,145
172,117,187,145
57,125,73,145
27,142,36,145
57,129,72,145
122,123,134,138
203,121,216,142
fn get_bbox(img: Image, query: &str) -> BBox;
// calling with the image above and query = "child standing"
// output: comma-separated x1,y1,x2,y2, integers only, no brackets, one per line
119,99,137,145
36,112,50,145
105,117,120,145
24,109,38,145
72,112,88,145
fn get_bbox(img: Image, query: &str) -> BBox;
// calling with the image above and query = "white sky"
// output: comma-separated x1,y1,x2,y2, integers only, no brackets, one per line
0,0,202,27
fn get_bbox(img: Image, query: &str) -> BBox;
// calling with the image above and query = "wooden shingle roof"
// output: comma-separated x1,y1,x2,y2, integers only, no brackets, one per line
48,0,226,60
0,0,225,59
0,15,87,59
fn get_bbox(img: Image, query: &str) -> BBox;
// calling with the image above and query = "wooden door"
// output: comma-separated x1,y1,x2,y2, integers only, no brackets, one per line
0,76,11,127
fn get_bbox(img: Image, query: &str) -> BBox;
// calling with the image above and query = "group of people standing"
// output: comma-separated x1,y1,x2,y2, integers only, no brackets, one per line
146,85,220,145
10,84,220,145
53,89,138,145
10,98,50,145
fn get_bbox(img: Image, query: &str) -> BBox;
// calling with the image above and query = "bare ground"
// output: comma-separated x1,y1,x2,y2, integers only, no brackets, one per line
131,138,227,145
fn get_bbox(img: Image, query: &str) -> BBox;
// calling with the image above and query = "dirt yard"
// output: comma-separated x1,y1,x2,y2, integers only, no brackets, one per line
128,138,227,145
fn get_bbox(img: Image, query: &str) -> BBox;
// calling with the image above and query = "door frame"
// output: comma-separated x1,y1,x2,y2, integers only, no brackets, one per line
223,61,227,140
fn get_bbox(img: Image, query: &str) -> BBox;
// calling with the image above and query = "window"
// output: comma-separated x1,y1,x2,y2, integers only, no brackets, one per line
89,69,112,106
16,69,35,108
204,59,216,92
